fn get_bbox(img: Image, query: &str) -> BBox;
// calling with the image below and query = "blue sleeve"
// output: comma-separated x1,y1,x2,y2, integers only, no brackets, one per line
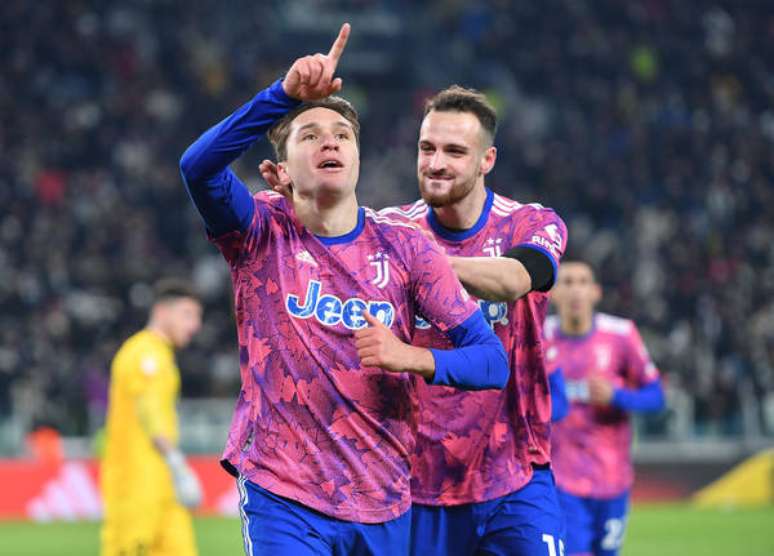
611,380,665,413
428,311,509,390
179,79,301,236
549,368,569,422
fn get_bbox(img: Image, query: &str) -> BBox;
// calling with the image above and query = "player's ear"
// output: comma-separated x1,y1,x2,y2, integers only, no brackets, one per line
480,146,497,176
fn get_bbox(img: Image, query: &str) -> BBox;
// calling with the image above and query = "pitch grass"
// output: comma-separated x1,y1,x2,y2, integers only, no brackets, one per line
0,504,772,555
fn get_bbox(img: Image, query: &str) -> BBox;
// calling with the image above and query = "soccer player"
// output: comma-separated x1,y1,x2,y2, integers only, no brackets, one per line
263,85,568,555
544,260,666,556
100,279,204,556
389,87,568,556
179,24,509,556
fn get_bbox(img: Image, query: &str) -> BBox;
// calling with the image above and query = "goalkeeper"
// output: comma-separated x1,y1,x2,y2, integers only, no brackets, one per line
100,279,204,556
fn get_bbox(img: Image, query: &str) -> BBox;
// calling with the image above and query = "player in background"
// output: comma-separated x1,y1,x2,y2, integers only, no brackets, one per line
179,24,509,556
544,260,666,556
100,279,203,556
264,85,568,555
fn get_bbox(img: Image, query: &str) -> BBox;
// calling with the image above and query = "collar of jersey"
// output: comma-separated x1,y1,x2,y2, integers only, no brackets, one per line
557,313,597,341
314,207,365,246
426,187,494,242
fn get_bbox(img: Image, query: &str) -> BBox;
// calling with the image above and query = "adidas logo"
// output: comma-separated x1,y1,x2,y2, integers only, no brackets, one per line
295,250,318,267
26,462,102,521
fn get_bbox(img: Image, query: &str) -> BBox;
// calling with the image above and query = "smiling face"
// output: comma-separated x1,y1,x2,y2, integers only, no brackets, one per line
417,110,496,208
276,107,360,201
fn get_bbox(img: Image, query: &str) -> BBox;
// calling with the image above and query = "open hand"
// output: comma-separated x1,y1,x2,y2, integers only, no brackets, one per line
283,23,350,101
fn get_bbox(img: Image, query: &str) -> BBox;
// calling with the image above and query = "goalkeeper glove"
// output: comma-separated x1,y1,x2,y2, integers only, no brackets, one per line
165,448,203,509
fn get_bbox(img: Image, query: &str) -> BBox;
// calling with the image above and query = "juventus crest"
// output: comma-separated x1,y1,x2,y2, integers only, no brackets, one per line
482,238,503,257
368,252,390,289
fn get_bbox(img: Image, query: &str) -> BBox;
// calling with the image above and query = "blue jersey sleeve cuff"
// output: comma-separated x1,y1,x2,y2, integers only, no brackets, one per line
611,380,665,412
425,311,509,390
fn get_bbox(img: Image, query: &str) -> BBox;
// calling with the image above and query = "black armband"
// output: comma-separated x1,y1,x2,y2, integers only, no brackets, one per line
503,246,556,292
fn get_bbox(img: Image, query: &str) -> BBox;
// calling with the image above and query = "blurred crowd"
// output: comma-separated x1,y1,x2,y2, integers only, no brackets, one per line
1,0,772,439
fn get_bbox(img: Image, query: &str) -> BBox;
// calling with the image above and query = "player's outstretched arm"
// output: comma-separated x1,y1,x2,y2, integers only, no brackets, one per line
451,209,566,302
179,23,351,236
450,242,559,302
450,256,533,302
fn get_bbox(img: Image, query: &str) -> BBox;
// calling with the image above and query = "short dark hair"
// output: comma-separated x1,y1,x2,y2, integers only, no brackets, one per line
559,257,597,281
267,97,360,161
424,85,498,145
153,278,200,305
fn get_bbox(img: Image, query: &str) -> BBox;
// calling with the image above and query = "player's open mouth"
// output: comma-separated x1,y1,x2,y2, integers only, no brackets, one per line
318,160,344,170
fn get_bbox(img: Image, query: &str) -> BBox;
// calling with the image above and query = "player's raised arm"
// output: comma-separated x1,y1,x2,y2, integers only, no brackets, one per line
282,23,349,100
179,23,351,237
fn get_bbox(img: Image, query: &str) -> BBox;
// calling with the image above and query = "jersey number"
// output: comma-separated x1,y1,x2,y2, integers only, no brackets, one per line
542,534,565,556
601,518,626,550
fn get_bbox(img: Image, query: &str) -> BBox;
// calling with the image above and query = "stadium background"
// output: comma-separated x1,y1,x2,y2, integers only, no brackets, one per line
1,0,772,554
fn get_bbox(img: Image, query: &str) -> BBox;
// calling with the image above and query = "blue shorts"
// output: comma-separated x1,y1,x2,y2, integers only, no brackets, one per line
557,488,629,556
411,467,565,556
237,477,411,556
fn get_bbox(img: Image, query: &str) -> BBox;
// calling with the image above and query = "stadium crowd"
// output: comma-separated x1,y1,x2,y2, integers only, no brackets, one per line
1,0,772,439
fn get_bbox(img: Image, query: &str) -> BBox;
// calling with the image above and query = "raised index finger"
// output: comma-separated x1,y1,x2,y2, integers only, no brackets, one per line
327,23,350,64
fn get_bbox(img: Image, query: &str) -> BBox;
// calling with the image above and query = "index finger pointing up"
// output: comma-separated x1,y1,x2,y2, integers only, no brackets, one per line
327,23,351,65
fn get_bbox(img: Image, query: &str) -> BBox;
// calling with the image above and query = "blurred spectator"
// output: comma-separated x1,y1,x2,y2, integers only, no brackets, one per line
1,0,772,439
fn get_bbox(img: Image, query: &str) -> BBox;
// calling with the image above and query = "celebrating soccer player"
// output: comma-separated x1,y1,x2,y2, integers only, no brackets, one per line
263,84,569,555
179,24,509,555
101,279,203,556
385,87,568,556
544,260,666,556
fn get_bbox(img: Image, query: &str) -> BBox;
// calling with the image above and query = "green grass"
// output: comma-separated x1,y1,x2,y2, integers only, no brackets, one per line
0,504,772,555
623,504,774,556
0,517,244,556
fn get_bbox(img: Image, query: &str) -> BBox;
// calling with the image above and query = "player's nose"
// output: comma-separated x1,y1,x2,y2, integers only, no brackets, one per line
428,151,445,171
320,132,339,151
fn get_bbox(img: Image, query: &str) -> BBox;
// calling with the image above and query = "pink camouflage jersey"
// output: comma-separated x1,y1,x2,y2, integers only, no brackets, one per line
380,188,567,505
543,313,662,498
213,190,480,523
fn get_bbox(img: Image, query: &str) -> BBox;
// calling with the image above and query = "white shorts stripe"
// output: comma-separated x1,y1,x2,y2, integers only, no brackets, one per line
237,476,254,556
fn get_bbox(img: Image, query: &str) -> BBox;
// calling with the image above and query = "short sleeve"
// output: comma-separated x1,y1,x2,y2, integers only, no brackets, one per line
624,323,661,386
409,231,480,333
511,206,568,278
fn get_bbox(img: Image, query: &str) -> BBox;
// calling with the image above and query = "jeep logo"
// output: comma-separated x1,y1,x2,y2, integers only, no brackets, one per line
286,280,395,329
